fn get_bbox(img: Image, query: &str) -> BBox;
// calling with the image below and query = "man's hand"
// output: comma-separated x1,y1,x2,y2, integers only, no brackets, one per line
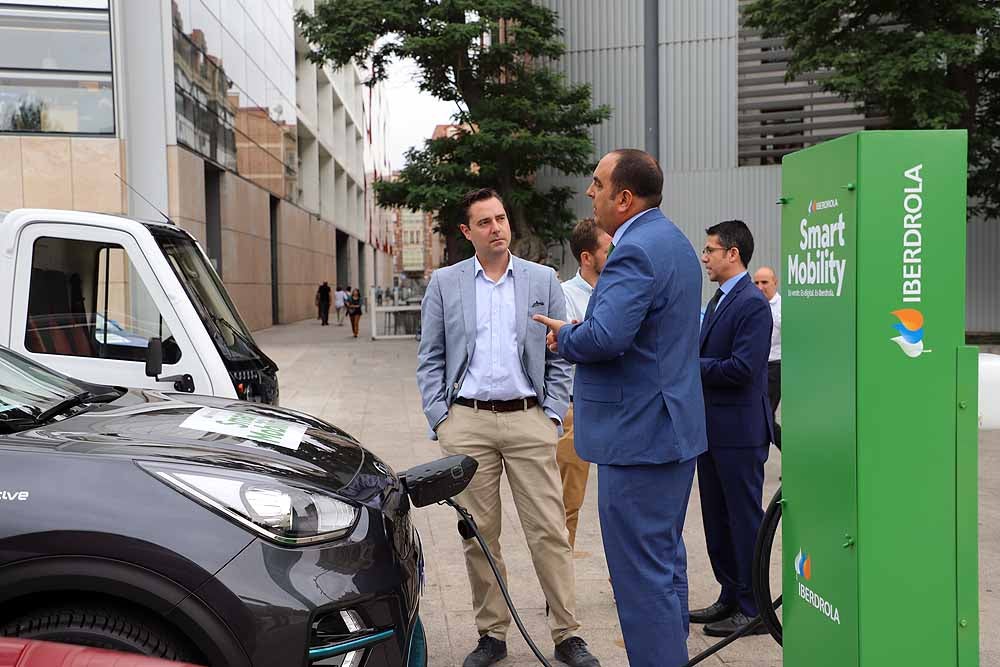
533,314,569,353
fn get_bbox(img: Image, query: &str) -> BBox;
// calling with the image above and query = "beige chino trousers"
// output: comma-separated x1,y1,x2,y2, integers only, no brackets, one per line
555,406,591,549
437,403,581,644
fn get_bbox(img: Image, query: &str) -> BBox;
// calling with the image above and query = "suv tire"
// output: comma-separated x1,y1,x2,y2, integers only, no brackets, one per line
0,602,199,663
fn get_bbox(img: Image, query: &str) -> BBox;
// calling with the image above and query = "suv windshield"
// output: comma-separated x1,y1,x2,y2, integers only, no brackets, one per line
0,346,92,424
151,229,268,365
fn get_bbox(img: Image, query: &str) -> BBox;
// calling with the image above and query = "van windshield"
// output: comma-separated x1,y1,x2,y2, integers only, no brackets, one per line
152,231,267,365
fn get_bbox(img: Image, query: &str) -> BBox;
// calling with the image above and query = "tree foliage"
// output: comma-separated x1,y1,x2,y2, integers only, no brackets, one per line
296,0,610,261
743,0,1000,220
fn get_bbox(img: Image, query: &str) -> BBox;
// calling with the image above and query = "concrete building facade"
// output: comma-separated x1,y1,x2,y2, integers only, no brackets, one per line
536,0,998,332
0,0,393,331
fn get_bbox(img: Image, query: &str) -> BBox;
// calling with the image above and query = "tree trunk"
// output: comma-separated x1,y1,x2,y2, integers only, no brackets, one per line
496,162,547,262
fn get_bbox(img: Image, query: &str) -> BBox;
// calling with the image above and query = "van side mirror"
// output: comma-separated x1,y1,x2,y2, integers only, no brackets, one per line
399,455,478,508
144,338,194,392
146,338,163,377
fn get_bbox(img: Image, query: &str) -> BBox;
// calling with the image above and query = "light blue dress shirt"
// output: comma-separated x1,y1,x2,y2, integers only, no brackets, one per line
715,270,748,308
458,253,536,402
450,253,561,429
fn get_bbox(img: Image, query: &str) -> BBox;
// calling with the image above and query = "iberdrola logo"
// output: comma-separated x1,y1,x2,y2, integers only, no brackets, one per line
795,549,812,580
806,198,838,215
890,308,925,358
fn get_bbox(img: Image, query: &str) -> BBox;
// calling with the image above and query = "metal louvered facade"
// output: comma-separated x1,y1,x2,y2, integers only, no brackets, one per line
736,0,889,165
535,0,998,331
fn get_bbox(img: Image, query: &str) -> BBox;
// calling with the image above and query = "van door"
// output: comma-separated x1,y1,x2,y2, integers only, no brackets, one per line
9,223,212,393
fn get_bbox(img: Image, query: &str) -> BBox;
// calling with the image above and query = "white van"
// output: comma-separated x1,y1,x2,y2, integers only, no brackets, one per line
0,208,278,403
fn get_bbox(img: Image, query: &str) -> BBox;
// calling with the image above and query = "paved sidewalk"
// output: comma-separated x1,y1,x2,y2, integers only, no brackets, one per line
255,318,998,667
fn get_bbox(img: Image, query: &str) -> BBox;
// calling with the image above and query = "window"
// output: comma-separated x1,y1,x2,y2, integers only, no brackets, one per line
0,3,115,134
25,237,180,363
0,71,113,133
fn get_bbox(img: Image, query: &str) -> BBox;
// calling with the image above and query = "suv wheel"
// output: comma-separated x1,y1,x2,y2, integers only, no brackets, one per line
1,602,199,662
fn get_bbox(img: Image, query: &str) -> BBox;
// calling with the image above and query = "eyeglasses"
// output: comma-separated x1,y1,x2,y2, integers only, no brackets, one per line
702,246,730,256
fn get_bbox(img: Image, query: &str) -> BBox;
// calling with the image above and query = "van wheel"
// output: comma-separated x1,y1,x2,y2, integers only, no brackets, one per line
0,602,199,662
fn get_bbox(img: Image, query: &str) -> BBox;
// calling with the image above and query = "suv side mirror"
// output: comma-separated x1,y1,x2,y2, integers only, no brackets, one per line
399,455,478,508
145,337,163,377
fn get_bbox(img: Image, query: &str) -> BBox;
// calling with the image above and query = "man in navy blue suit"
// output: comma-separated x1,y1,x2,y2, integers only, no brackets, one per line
534,149,707,667
691,220,774,637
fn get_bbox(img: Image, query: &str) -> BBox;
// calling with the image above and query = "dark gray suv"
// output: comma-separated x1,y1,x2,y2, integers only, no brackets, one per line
0,345,427,667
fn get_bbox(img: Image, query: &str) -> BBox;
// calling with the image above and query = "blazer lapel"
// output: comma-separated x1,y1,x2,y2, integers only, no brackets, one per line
513,256,530,355
460,260,477,358
700,273,751,349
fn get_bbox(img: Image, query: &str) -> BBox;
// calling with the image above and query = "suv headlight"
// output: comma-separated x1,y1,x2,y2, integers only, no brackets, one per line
138,462,359,546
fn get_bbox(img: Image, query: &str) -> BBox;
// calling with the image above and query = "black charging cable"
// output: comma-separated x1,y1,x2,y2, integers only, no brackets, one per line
681,486,784,666
445,487,785,667
444,497,555,667
752,487,784,645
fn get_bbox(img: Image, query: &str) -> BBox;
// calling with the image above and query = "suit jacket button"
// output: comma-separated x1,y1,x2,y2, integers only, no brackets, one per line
453,383,459,389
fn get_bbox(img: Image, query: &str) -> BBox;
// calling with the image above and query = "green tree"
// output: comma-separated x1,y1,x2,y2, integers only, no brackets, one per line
296,0,610,262
742,0,1000,220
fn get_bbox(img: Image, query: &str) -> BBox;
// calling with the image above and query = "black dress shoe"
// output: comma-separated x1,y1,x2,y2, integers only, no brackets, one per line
689,601,736,624
463,635,507,667
554,636,600,667
703,611,770,637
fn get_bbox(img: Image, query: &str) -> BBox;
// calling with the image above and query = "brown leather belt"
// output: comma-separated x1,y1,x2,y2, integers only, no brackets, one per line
453,396,538,412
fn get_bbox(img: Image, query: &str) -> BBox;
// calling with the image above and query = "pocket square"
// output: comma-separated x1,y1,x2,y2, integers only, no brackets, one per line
531,300,545,307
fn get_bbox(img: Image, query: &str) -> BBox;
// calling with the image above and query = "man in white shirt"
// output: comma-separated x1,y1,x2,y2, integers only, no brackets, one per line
754,266,781,448
334,286,347,326
559,218,612,549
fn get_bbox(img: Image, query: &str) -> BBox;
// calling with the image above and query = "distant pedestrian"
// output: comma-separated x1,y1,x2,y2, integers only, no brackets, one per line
376,286,384,306
347,287,363,338
753,266,781,449
316,282,332,326
335,286,347,325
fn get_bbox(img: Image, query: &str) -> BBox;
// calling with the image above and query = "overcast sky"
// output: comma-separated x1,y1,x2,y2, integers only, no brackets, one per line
383,58,457,171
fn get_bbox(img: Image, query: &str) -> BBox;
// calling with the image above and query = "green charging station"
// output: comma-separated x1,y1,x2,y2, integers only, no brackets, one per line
780,131,979,666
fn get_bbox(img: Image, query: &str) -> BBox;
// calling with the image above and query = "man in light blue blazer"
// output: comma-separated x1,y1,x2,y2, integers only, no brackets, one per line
417,188,599,667
535,150,707,667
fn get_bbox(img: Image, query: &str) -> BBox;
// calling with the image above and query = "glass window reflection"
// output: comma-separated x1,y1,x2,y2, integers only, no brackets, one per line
0,72,113,133
0,6,111,72
220,0,244,45
172,0,297,196
0,3,114,135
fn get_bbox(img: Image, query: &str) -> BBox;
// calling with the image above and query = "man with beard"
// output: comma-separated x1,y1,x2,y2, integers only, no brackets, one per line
534,150,706,667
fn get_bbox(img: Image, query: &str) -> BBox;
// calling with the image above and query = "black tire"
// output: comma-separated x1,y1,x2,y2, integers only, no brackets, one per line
0,602,200,663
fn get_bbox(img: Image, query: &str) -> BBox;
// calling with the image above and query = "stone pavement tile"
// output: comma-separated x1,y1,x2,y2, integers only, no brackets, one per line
254,319,999,667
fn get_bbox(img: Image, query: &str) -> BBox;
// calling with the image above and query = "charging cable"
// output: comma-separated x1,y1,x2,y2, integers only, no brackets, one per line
443,487,785,667
444,497,555,667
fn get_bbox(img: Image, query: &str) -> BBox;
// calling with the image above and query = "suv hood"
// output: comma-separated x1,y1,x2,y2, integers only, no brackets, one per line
9,390,395,505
